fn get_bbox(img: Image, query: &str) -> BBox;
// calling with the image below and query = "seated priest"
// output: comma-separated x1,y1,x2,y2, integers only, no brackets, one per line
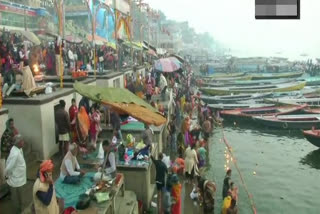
60,143,86,184
95,140,116,181
33,160,60,214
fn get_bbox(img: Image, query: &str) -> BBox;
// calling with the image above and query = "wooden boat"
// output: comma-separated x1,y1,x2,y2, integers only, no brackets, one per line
203,78,291,88
206,72,245,79
252,114,320,129
298,77,320,86
303,108,320,114
233,78,292,86
203,75,252,82
201,93,272,104
265,97,320,108
208,103,274,110
251,71,304,80
303,129,320,147
220,104,307,121
200,82,306,96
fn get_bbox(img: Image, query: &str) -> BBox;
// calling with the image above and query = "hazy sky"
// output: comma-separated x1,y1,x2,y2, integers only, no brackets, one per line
146,0,320,58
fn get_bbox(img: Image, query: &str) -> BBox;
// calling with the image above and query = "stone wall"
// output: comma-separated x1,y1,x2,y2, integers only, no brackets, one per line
3,80,96,159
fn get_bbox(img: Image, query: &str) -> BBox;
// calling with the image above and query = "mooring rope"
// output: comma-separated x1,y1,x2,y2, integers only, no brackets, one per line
221,127,258,214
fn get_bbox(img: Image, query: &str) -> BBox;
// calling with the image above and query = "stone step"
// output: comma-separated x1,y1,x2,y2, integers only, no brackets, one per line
115,190,139,214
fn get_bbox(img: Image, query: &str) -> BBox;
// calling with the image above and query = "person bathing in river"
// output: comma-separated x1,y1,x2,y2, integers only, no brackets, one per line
228,182,238,203
222,169,232,199
227,199,238,214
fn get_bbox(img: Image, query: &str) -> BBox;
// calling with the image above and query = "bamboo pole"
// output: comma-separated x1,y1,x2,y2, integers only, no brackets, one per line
113,0,119,73
93,10,96,79
58,0,64,88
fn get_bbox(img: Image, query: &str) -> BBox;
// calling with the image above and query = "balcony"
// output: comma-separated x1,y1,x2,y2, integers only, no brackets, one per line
2,0,41,8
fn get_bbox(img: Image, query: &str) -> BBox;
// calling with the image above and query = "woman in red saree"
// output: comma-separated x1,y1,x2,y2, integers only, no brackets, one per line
69,98,78,142
171,174,182,214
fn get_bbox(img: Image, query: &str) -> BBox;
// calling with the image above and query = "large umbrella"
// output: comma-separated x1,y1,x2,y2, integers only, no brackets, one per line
171,54,185,63
87,34,116,49
87,34,107,46
65,35,82,44
154,57,182,72
147,49,157,57
157,48,167,55
74,82,166,126
11,30,41,45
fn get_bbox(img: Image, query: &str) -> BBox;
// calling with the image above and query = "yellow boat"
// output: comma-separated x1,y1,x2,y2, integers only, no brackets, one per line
200,81,306,96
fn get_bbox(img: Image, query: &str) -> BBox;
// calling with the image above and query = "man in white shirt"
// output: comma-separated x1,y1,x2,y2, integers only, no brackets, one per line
60,143,86,184
159,73,168,101
102,140,116,178
5,134,26,214
68,47,75,71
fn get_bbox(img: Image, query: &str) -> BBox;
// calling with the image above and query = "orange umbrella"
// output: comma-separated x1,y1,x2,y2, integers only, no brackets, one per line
74,82,166,126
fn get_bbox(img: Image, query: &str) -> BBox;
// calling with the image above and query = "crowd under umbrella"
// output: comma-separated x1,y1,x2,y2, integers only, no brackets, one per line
74,82,166,126
10,29,41,45
154,57,182,73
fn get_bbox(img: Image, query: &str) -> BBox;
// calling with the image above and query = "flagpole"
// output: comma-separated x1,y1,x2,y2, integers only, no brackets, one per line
57,0,64,88
113,0,119,73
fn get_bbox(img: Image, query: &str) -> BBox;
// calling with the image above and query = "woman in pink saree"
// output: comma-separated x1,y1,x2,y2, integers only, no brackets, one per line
89,105,101,149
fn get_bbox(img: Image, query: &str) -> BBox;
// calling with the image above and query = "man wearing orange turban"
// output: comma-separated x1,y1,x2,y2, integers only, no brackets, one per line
32,160,60,214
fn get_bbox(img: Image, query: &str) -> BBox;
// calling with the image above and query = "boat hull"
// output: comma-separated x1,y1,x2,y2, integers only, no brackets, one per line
251,72,303,80
208,103,274,110
206,72,245,79
201,93,272,104
200,82,306,96
253,116,320,129
220,105,307,121
303,130,320,147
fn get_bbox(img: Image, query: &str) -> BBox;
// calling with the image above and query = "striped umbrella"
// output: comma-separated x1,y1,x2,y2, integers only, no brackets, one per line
154,57,182,73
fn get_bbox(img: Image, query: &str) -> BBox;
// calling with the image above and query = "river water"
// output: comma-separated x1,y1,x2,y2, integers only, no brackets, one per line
206,123,320,214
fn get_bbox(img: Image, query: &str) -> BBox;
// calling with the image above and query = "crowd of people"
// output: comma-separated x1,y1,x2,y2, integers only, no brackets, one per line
1,93,124,213
144,63,239,214
1,49,239,213
0,28,149,100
